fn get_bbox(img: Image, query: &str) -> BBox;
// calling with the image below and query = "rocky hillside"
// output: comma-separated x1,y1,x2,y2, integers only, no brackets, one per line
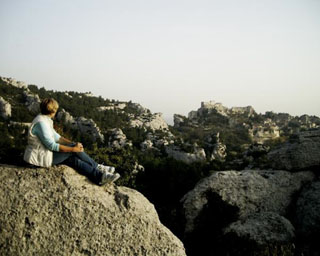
0,164,186,256
180,127,320,256
2,75,320,256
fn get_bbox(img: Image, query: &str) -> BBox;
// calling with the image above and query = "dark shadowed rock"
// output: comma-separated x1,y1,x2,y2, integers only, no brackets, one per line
268,129,320,171
0,164,186,256
223,212,295,256
181,170,315,233
181,169,314,256
295,180,320,236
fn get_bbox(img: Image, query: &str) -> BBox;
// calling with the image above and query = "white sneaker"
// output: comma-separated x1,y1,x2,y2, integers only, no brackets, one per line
97,164,115,174
99,172,121,186
99,172,114,186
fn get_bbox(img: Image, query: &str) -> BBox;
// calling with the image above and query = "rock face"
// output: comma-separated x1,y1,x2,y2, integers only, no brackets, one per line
108,128,132,149
205,133,227,162
0,96,11,119
56,109,104,142
268,129,320,171
181,170,314,233
23,91,41,114
188,101,256,119
224,212,295,245
295,180,320,236
181,169,315,255
0,164,186,256
223,212,296,256
0,76,28,89
130,113,169,132
165,145,206,164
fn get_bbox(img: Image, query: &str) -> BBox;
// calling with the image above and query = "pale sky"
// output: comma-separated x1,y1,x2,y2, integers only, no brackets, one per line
1,0,320,124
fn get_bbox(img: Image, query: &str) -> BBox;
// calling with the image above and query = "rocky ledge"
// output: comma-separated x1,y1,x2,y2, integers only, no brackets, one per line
0,164,186,256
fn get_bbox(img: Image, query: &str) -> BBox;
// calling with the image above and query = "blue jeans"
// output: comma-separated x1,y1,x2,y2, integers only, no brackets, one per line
52,149,102,184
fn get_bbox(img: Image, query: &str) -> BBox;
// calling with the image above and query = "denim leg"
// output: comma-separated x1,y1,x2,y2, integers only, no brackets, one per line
53,152,73,165
73,151,98,169
62,155,102,184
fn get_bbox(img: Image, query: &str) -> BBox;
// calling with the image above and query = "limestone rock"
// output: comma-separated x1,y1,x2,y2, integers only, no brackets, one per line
97,103,127,111
140,140,154,151
173,114,186,127
130,113,169,132
224,212,295,245
165,145,206,164
0,164,186,256
268,128,320,171
205,133,227,162
108,128,132,149
181,170,315,233
23,91,41,114
223,212,295,256
0,96,11,119
56,109,104,142
0,76,28,89
295,180,320,236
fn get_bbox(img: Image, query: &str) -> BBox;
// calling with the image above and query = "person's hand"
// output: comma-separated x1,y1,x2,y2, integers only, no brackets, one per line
73,142,84,152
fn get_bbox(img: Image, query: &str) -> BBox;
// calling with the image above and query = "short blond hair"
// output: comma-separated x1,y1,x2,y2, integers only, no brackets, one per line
40,98,59,115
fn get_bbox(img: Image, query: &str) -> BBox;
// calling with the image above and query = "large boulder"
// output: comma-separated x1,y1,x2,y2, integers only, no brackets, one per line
0,164,186,256
268,129,320,171
181,170,315,233
295,180,320,236
223,212,295,256
181,169,314,256
0,96,11,119
294,180,320,255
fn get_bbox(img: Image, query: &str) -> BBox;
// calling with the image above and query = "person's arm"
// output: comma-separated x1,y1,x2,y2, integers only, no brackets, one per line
59,143,84,153
58,136,74,145
32,122,83,153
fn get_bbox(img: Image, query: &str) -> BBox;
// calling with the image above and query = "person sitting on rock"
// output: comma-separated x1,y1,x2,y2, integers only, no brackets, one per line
24,98,120,185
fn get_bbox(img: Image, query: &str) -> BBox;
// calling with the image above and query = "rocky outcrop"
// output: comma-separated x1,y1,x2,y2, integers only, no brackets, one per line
181,170,314,233
173,114,187,128
130,113,169,132
0,96,11,119
268,128,320,171
181,169,315,255
188,101,256,119
249,119,280,143
223,212,295,256
56,109,104,142
205,133,227,162
295,180,320,236
23,91,41,114
0,76,28,89
293,180,320,256
0,164,186,256
108,128,132,149
97,103,127,111
165,145,206,164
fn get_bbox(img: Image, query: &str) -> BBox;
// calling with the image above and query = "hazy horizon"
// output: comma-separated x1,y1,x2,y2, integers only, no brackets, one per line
1,0,320,124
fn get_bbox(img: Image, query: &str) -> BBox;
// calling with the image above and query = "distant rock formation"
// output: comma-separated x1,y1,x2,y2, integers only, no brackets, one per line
0,164,186,256
56,109,104,142
23,91,41,114
268,128,320,171
97,103,127,111
205,133,227,161
248,119,280,143
130,113,169,132
0,96,11,119
108,128,132,149
165,145,206,164
188,101,256,119
0,76,28,89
